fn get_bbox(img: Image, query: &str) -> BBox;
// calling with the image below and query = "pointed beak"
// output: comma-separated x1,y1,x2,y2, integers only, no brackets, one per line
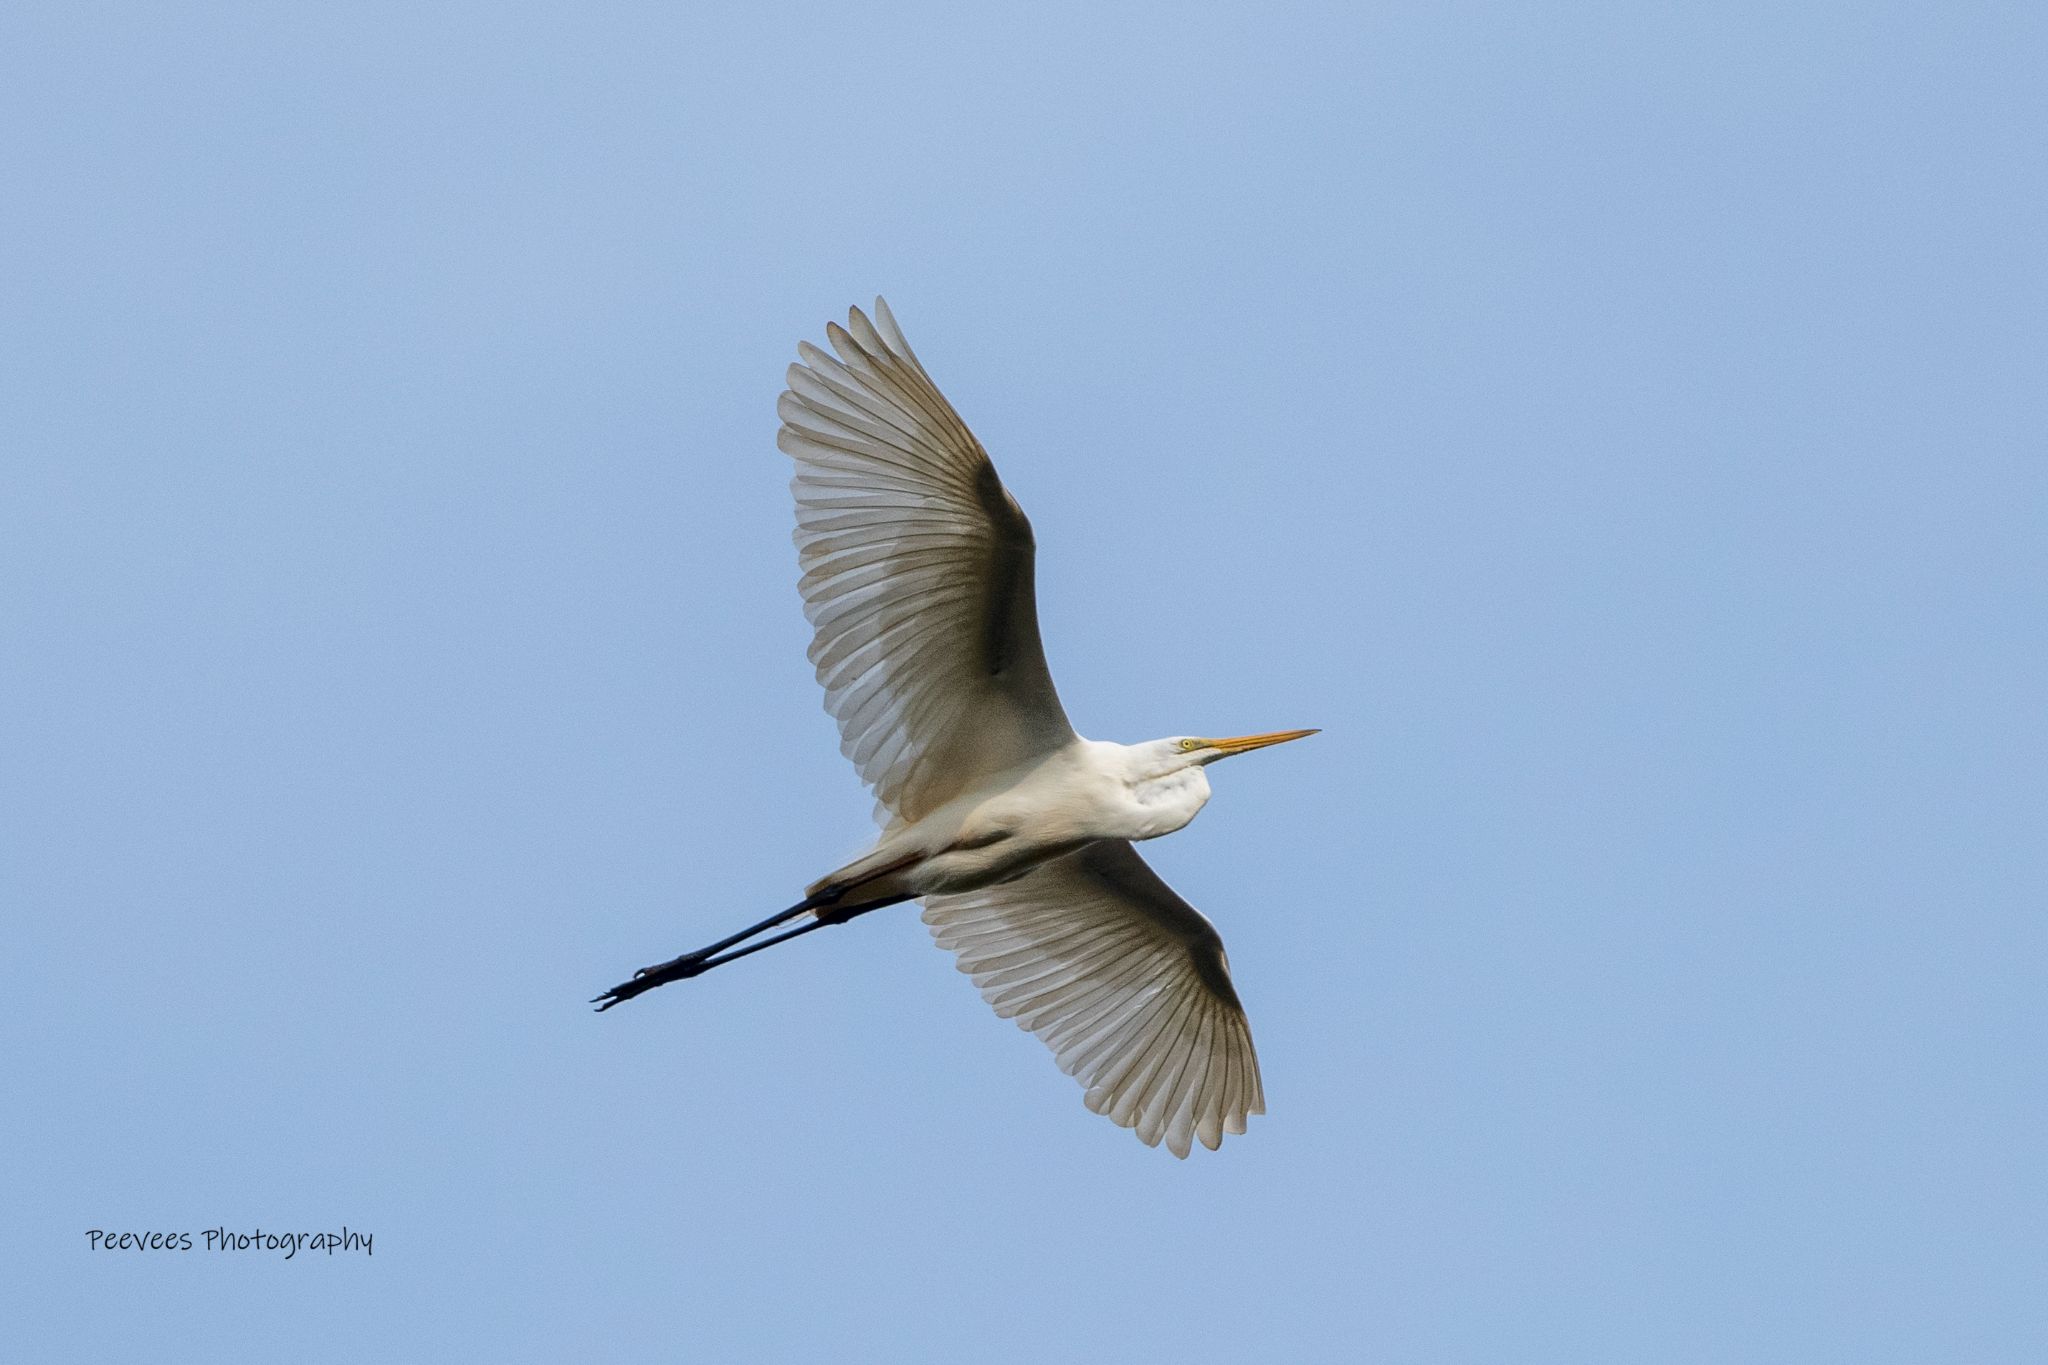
1208,728,1320,757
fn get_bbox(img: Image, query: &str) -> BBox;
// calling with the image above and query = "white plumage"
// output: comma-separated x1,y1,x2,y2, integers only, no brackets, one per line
924,842,1265,1158
599,299,1314,1159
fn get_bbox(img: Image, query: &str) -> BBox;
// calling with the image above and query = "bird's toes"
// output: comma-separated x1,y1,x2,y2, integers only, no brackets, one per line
592,977,645,1010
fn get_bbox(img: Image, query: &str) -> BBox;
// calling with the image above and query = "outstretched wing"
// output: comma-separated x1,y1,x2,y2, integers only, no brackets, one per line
922,841,1265,1158
778,299,1077,824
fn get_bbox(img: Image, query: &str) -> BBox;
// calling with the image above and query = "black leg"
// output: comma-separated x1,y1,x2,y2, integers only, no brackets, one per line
592,893,912,1011
672,899,821,964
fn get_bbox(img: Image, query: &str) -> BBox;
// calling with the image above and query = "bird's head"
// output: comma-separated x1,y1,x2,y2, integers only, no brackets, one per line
1153,729,1320,772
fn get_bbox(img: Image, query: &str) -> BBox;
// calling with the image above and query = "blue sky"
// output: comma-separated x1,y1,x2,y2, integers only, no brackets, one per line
5,3,2043,1360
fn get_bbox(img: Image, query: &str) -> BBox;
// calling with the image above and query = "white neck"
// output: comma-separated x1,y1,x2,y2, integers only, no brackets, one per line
1116,743,1212,841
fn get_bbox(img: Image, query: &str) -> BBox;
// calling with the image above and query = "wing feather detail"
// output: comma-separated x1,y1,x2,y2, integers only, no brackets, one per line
923,841,1265,1158
779,299,1076,822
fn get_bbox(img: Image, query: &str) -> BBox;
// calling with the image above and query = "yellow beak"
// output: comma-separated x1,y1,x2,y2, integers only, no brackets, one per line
1208,728,1320,756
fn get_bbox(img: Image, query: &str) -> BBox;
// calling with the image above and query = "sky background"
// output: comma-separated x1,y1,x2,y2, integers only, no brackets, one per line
4,2,2044,1360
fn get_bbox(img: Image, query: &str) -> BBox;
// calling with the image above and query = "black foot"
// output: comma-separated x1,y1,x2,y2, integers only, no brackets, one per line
591,952,710,1011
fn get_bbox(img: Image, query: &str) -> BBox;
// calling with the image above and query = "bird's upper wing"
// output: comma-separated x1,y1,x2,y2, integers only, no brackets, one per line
778,299,1077,824
922,840,1265,1158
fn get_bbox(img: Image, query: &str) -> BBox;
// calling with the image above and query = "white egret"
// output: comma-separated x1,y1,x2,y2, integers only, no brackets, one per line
597,299,1315,1157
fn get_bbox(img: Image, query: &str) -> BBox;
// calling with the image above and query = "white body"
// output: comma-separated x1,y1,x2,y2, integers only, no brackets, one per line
817,739,1213,902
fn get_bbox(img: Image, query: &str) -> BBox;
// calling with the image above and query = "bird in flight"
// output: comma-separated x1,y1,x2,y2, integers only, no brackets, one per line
596,299,1315,1157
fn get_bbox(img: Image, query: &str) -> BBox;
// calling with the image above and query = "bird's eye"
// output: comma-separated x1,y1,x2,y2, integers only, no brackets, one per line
1179,739,1201,751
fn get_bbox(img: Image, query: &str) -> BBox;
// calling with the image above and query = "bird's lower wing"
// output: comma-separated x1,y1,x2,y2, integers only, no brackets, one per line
922,841,1265,1158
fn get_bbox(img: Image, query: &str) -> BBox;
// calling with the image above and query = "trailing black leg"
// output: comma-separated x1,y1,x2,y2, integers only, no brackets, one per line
592,892,913,1011
592,893,826,1010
